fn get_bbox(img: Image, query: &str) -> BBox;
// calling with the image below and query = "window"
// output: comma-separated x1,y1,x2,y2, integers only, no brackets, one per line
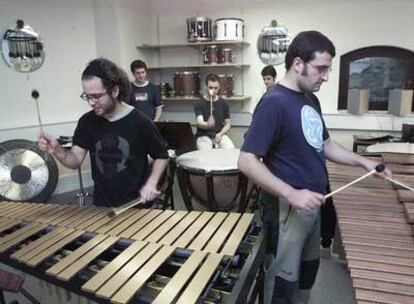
338,46,414,111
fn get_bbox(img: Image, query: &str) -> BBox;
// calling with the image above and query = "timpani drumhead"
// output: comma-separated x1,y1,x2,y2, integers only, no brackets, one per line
176,149,245,211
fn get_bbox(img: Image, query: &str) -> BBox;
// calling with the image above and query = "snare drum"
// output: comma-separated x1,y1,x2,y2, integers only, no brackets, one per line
218,48,234,64
214,18,244,41
217,74,235,97
176,149,249,211
202,45,220,64
187,16,213,42
173,71,200,97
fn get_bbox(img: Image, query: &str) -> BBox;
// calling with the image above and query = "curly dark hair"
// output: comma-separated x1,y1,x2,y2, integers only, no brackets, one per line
82,58,130,102
285,31,335,70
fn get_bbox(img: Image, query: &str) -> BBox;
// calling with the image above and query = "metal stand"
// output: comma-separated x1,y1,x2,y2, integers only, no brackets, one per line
75,167,91,207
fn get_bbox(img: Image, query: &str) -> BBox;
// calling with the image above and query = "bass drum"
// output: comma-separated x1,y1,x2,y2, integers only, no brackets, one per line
0,139,58,202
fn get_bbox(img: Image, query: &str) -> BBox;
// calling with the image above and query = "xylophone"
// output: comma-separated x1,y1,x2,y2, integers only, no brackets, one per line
327,156,414,304
0,202,264,303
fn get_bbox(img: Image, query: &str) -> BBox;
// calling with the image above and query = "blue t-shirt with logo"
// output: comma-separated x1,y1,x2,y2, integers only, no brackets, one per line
242,84,329,194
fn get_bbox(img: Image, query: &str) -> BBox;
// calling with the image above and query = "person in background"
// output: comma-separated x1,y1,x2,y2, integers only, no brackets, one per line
130,59,163,121
238,31,391,304
261,65,277,92
194,73,235,150
39,58,169,207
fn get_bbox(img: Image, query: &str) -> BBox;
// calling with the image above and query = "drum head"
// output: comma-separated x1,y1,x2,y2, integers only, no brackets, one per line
0,139,58,202
176,148,239,173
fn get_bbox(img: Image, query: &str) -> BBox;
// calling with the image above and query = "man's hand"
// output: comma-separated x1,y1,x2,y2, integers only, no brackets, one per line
362,159,392,179
215,133,222,144
284,188,324,211
38,131,60,155
139,181,161,202
207,115,215,128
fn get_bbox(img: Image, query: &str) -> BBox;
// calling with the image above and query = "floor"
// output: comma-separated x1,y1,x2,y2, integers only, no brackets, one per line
1,181,356,304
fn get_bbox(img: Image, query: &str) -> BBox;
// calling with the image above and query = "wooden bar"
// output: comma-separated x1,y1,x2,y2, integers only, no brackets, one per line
106,209,151,236
57,236,119,281
175,253,223,304
82,240,148,293
173,212,214,248
46,234,109,277
110,246,175,304
0,223,46,253
158,211,201,245
132,210,175,241
95,243,161,299
221,213,254,256
145,211,187,243
203,212,240,253
153,250,207,304
119,209,163,239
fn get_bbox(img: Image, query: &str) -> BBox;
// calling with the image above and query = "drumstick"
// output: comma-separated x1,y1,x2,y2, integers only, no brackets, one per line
32,90,43,133
325,164,385,199
386,177,414,192
209,89,214,117
109,198,146,217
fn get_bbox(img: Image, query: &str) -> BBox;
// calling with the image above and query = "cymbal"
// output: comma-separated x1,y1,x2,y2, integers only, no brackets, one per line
0,139,58,202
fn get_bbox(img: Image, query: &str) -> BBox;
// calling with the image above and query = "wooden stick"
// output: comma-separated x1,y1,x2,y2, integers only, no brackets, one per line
325,170,376,199
386,177,414,192
209,89,213,117
109,198,146,217
32,90,43,133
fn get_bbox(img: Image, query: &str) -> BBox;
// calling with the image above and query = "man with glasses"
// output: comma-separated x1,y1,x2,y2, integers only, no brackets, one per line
238,31,391,303
38,58,168,207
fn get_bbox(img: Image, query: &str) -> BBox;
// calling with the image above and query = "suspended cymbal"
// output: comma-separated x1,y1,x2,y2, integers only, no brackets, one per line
0,139,58,202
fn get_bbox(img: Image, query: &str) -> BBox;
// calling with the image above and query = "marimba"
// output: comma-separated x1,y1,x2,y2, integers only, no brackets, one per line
0,202,264,303
327,156,414,304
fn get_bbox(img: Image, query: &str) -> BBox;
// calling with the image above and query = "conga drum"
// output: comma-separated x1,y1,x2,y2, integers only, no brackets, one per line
217,74,235,97
176,149,250,212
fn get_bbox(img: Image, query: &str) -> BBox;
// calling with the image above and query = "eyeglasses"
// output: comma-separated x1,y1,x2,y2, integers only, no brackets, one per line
306,62,332,75
80,91,109,102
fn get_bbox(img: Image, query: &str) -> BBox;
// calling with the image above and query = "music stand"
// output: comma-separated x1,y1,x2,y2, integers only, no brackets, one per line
154,122,196,210
155,122,196,155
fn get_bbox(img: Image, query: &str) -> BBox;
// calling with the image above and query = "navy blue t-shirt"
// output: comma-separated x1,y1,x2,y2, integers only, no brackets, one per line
242,84,329,194
129,82,162,120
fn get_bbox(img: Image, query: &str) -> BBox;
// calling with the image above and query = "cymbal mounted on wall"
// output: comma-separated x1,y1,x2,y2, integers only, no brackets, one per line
0,139,58,202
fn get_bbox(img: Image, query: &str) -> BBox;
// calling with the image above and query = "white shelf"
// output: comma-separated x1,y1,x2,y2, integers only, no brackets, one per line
148,63,250,70
137,41,249,49
162,96,251,102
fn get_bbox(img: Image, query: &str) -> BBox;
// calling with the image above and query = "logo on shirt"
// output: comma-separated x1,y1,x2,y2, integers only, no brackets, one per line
135,93,148,102
94,134,130,179
301,105,323,151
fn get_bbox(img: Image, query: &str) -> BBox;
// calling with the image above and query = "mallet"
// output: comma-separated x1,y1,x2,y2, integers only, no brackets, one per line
109,198,146,217
32,90,43,133
386,176,414,192
325,164,385,199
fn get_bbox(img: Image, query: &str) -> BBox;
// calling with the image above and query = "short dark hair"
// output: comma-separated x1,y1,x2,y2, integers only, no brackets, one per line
130,60,147,73
285,31,336,70
205,73,220,85
82,58,130,102
261,65,277,78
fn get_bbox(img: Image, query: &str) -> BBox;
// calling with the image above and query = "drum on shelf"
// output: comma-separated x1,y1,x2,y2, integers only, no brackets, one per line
176,149,250,211
0,139,58,203
218,47,234,64
217,74,235,97
214,18,244,41
159,82,172,98
186,16,212,42
202,45,220,64
173,71,200,97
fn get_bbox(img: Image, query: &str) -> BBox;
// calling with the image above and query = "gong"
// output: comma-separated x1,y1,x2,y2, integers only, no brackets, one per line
0,139,58,202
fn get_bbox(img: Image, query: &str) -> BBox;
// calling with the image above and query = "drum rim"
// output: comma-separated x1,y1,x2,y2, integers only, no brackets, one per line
179,71,199,75
187,16,212,22
177,164,240,174
221,48,232,51
215,17,244,22
217,74,234,77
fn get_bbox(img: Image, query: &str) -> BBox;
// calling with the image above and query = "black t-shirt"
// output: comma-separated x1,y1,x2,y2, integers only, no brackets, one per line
73,108,168,207
129,82,162,120
194,97,230,138
242,84,330,194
